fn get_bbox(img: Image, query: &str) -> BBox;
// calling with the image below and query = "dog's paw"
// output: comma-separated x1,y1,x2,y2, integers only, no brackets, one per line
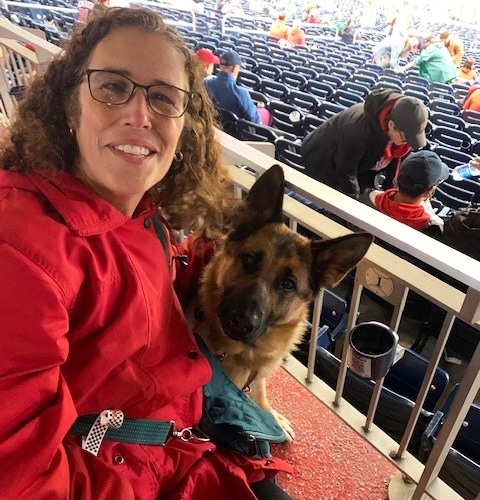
271,408,295,443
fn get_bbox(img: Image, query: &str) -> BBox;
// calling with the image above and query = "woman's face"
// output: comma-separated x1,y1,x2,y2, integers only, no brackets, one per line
73,27,188,216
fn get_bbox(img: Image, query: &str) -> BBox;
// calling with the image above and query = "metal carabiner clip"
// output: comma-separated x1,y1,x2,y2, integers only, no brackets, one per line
170,422,210,443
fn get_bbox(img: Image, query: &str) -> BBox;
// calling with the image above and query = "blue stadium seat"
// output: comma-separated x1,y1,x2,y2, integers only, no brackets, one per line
330,89,363,108
237,119,280,143
433,145,472,169
429,111,466,130
259,79,290,102
420,384,480,500
312,347,435,455
268,101,304,137
275,137,303,170
277,70,308,90
288,90,321,115
429,99,461,116
306,80,335,101
432,126,472,153
237,70,261,91
384,347,449,413
255,62,282,80
461,109,480,126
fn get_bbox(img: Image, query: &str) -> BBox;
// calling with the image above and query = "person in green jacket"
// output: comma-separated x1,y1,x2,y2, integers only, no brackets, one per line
394,35,456,84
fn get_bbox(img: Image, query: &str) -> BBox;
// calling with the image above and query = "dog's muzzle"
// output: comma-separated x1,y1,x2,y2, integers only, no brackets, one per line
217,282,268,344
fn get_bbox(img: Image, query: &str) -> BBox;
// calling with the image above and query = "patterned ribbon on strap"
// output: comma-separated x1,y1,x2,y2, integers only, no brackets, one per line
81,409,124,456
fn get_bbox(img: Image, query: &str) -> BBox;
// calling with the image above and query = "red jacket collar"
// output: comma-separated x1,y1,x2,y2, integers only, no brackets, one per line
0,170,158,236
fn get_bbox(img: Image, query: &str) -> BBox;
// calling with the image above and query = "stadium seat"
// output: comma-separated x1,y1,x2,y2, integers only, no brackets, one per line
303,113,324,135
384,347,449,413
288,90,321,115
237,119,280,143
429,99,461,116
237,70,261,91
433,186,472,210
461,109,480,126
268,101,304,137
317,72,343,89
330,89,363,108
259,79,290,102
277,70,308,90
275,137,303,170
432,126,472,152
317,101,347,121
255,62,282,80
274,59,295,71
294,66,319,80
420,384,480,500
340,81,370,98
312,347,435,455
306,80,335,101
404,88,429,106
433,145,473,169
217,108,239,138
308,60,330,74
429,111,466,130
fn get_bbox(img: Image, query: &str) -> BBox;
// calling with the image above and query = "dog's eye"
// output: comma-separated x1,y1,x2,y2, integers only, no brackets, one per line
240,253,256,271
281,278,297,292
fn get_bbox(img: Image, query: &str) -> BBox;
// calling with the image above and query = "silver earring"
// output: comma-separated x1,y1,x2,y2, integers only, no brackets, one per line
69,128,74,136
174,151,184,162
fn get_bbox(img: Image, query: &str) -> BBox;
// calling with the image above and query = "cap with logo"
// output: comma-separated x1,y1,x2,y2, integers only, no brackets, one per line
398,151,450,190
390,96,428,150
219,49,242,67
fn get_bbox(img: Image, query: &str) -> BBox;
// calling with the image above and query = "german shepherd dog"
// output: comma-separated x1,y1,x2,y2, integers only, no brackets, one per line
194,165,373,441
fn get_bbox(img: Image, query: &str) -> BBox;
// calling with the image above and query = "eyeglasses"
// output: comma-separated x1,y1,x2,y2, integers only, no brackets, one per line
85,69,191,118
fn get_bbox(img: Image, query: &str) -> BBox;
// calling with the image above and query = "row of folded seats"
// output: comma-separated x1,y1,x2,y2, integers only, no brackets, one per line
292,287,479,499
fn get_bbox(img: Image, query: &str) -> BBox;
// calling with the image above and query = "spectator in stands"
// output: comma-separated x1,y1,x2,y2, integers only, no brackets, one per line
269,12,289,40
0,8,293,500
394,35,457,84
456,57,478,84
363,151,449,237
195,47,219,75
339,17,356,45
77,0,109,23
285,19,306,47
372,35,418,69
301,89,428,199
440,30,464,68
462,85,480,113
204,49,261,124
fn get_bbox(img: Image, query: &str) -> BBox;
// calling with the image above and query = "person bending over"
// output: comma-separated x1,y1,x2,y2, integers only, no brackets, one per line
301,88,428,199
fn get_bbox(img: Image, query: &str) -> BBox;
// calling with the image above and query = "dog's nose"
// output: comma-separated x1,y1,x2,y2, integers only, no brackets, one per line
227,311,256,335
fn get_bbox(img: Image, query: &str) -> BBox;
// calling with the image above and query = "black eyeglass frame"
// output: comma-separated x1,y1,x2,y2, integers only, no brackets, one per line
85,69,192,118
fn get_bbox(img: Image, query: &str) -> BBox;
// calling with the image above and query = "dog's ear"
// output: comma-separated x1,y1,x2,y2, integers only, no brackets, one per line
230,165,285,240
309,233,374,292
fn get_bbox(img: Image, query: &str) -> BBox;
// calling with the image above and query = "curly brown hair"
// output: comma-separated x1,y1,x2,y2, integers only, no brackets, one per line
0,7,234,233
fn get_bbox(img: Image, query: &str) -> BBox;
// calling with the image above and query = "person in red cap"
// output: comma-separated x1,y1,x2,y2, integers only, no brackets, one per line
195,48,219,76
301,88,429,199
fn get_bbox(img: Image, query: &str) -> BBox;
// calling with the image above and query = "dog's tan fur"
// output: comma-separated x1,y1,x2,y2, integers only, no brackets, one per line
194,165,373,440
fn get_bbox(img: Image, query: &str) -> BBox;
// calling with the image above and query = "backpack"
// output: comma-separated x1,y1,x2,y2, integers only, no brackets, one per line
441,206,480,260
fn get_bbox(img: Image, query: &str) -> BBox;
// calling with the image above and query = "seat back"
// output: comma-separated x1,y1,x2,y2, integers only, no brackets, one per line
314,347,434,455
217,108,239,138
421,385,480,500
278,70,308,90
237,119,279,143
288,90,320,115
432,126,472,152
430,98,461,116
430,111,466,130
237,70,261,90
275,137,303,170
255,62,282,80
268,101,304,137
384,348,449,412
433,145,473,169
259,79,290,102
306,80,335,100
330,89,363,107
462,109,480,126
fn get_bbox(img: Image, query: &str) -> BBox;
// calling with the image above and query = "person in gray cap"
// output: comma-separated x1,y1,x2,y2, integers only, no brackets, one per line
366,150,450,236
301,88,429,199
204,49,260,124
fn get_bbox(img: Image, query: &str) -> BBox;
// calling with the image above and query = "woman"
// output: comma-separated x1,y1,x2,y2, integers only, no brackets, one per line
0,7,292,499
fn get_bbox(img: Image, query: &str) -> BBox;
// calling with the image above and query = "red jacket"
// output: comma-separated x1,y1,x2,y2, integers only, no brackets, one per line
0,171,290,499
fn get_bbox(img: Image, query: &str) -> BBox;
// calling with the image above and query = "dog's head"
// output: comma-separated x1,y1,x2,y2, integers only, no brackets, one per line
201,165,374,346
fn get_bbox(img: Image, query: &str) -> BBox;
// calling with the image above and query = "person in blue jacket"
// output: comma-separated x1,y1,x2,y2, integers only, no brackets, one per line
204,49,260,124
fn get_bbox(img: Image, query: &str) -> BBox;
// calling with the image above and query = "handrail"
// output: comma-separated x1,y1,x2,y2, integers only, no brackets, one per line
219,130,480,499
